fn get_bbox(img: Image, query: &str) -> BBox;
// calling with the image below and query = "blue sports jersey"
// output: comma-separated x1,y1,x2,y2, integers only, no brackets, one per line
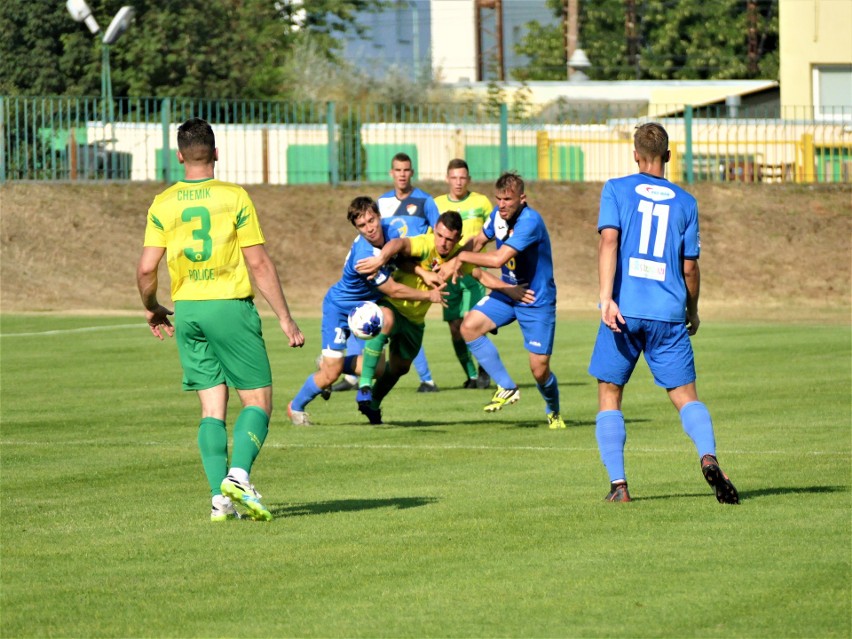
377,187,440,237
481,203,556,308
325,220,399,310
598,173,700,322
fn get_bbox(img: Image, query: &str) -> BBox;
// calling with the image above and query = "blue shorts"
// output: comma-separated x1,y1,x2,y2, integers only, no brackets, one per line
588,316,696,389
320,296,352,356
474,294,555,355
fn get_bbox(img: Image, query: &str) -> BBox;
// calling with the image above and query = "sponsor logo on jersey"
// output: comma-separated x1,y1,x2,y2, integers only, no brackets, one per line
635,184,675,202
494,216,509,240
628,257,667,282
406,204,418,215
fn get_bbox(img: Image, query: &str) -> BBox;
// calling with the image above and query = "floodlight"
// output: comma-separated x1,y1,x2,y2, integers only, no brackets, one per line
66,0,100,35
103,6,136,45
568,48,591,69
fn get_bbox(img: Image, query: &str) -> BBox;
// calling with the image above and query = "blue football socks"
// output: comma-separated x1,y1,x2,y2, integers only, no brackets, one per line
596,410,627,483
466,336,515,389
413,346,433,383
292,374,323,412
680,401,717,459
536,372,560,414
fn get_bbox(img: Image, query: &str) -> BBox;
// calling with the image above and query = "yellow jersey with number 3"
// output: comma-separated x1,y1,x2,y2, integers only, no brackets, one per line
144,178,265,301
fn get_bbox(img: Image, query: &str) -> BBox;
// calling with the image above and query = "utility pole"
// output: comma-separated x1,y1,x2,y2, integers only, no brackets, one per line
747,0,759,76
565,0,578,80
625,0,639,79
476,0,504,81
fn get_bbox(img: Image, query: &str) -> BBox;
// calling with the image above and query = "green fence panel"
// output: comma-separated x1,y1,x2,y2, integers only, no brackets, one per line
37,127,88,151
553,145,584,181
465,145,538,181
156,148,183,182
287,144,330,185
816,147,852,183
364,144,418,182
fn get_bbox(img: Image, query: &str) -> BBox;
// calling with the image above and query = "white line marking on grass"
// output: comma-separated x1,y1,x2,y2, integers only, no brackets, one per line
0,324,145,337
272,443,849,456
0,440,847,457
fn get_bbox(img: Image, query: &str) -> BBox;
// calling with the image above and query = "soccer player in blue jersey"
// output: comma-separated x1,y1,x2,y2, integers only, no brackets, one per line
440,172,565,430
588,122,739,504
377,152,442,392
287,196,444,426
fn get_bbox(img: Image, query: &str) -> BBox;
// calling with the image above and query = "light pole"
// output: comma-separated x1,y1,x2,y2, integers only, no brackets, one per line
66,1,135,130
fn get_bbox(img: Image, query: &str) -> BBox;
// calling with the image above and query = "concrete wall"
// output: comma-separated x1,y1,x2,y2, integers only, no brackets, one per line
779,0,852,112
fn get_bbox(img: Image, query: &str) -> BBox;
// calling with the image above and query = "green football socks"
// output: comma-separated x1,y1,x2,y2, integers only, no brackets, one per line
198,417,228,497
230,406,269,474
359,332,389,388
453,338,478,379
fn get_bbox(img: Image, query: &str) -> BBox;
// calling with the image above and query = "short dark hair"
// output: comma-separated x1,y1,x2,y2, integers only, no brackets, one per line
392,152,412,166
347,196,380,226
177,118,215,164
446,158,469,173
495,171,524,194
437,210,463,234
634,123,669,159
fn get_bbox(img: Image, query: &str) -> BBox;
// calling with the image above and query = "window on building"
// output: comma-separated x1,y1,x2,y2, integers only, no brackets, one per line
812,65,852,119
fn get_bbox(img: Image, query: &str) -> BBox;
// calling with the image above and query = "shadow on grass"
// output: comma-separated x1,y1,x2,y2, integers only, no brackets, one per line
508,418,599,429
376,415,608,429
739,485,847,499
630,485,846,502
270,496,438,518
376,418,488,429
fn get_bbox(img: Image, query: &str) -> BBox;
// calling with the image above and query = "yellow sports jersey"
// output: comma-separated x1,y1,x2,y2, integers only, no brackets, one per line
143,178,265,301
388,233,474,324
434,191,492,246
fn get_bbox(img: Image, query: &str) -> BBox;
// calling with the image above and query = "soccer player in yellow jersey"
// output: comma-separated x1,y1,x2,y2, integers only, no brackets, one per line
434,159,493,390
353,211,534,424
136,118,304,522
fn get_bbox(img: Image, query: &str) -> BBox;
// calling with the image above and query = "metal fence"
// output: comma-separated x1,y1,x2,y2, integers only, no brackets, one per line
2,95,850,185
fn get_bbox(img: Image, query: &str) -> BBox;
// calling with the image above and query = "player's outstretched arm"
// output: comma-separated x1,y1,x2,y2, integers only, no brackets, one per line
458,243,517,270
473,268,535,304
378,277,448,307
136,246,174,340
242,244,304,348
356,238,410,275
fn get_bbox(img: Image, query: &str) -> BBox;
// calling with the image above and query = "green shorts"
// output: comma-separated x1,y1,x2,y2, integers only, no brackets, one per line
379,301,425,362
174,299,272,391
442,273,486,322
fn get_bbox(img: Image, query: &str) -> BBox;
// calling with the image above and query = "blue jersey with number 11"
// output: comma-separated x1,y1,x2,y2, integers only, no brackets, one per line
598,172,700,322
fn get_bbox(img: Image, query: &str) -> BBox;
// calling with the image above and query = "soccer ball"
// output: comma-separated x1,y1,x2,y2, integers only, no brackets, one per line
348,301,384,340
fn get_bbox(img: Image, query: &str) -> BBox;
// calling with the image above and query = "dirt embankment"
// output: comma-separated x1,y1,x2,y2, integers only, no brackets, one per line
1,181,849,320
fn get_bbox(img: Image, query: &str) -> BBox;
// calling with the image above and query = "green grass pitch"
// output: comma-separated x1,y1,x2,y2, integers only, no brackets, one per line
1,314,849,638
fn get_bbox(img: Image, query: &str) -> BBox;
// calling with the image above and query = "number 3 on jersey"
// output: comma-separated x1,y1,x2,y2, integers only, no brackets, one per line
182,206,212,262
637,200,669,258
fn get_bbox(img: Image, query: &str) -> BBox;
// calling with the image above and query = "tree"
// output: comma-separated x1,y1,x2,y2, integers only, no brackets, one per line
0,0,386,98
511,0,779,82
511,10,565,82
